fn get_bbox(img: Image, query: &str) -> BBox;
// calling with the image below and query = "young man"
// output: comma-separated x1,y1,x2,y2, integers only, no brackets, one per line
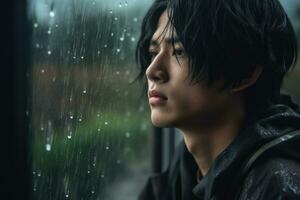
136,0,300,199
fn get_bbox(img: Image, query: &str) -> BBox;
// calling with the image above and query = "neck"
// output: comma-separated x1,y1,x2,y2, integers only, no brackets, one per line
179,103,245,176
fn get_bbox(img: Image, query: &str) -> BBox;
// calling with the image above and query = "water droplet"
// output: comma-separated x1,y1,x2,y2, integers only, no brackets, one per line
101,173,105,178
36,43,40,48
87,170,90,174
125,70,130,75
109,9,113,14
47,30,51,34
73,56,76,59
119,2,122,7
120,37,124,41
34,23,38,28
97,113,100,117
49,11,55,18
45,144,51,151
131,37,136,42
47,50,52,55
65,194,69,198
133,17,138,22
104,122,108,125
70,115,74,119
116,48,121,53
125,1,128,6
125,132,131,138
78,118,82,122
41,69,45,73
111,32,114,37
114,17,118,21
116,159,121,164
105,146,110,150
104,44,108,48
97,50,101,54
97,128,101,132
52,77,56,82
40,127,44,131
67,131,72,139
80,56,84,59
91,190,95,194
83,89,87,94
55,24,59,28
33,188,37,192
116,71,120,75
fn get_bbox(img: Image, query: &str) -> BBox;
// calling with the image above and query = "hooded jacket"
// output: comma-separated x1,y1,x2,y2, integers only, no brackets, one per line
139,94,300,200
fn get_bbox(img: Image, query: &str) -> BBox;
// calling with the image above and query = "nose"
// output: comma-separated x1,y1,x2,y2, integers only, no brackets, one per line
145,53,169,84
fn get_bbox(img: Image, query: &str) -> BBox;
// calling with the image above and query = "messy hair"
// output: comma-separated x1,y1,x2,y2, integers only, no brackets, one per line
136,0,298,111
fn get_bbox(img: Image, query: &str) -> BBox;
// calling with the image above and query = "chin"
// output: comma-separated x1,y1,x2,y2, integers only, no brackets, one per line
151,113,176,128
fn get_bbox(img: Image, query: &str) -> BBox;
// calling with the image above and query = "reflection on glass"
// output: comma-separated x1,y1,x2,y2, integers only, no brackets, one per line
29,0,152,199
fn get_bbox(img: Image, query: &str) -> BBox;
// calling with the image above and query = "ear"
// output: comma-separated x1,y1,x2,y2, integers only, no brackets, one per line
230,65,263,93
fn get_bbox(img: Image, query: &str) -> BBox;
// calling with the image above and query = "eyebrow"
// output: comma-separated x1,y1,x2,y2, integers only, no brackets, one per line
149,37,181,47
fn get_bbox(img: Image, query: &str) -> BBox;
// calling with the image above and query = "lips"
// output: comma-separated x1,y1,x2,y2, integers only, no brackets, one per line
148,90,168,105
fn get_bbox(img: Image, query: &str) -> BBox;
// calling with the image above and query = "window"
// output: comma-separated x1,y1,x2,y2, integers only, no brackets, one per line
29,0,153,199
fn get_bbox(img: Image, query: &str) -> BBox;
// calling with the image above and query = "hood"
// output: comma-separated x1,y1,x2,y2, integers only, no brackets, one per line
192,94,300,199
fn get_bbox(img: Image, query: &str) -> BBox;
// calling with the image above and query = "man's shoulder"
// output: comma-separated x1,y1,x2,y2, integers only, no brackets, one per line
239,157,300,199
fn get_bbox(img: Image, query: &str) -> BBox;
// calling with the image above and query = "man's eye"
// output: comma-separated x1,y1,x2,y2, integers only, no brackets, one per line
173,49,185,57
149,51,158,60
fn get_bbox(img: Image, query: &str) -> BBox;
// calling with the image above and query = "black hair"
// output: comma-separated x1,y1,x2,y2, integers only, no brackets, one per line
136,0,298,112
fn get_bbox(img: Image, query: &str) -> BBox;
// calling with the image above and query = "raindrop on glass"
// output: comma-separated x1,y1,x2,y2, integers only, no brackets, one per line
131,37,136,42
40,127,44,131
41,69,45,73
36,43,40,48
104,121,108,125
120,37,124,41
119,2,122,8
104,44,108,48
106,146,110,150
133,17,138,22
101,173,105,178
125,132,131,138
34,23,38,28
47,30,51,34
109,9,113,14
49,11,55,18
47,50,52,55
70,115,74,119
65,194,69,198
67,131,72,139
116,159,121,164
111,32,114,37
116,48,121,53
97,128,101,132
91,190,95,194
97,113,100,117
83,89,87,94
116,71,120,75
87,170,90,174
114,17,118,21
125,1,128,6
45,144,51,151
80,56,84,59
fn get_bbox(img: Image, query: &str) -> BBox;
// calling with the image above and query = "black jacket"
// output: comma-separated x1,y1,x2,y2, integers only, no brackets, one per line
139,94,300,200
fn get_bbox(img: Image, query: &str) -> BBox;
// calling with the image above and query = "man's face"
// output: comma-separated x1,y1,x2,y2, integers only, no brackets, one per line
146,11,234,129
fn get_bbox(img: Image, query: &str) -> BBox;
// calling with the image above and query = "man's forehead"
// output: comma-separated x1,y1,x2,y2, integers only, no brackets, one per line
150,11,180,46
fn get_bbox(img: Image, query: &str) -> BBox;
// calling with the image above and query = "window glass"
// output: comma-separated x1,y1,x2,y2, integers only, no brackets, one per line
29,0,153,199
280,0,300,103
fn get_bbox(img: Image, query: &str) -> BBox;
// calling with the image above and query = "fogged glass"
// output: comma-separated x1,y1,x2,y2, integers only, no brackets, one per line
29,0,152,199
